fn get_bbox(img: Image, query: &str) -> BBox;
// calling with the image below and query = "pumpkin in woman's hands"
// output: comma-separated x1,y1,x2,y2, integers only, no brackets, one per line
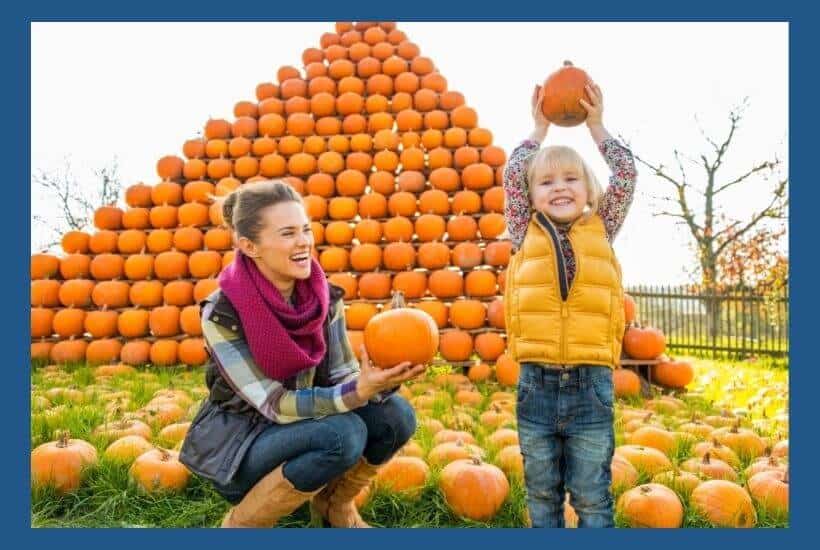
363,291,438,368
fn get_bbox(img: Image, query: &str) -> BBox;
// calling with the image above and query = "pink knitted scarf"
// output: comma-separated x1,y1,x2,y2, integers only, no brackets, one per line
218,251,330,381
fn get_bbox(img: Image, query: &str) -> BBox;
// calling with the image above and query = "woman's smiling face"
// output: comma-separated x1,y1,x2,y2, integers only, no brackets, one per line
531,166,589,224
237,201,314,284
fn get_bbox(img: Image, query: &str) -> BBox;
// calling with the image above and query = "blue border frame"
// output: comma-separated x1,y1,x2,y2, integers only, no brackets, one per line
10,0,817,546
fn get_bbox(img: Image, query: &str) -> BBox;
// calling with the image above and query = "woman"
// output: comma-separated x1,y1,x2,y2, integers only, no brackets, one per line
180,180,425,528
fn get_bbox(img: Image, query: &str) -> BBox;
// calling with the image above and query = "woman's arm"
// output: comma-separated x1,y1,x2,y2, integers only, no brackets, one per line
201,302,367,425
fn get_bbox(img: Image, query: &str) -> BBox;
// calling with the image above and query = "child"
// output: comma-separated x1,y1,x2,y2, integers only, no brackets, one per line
502,82,638,528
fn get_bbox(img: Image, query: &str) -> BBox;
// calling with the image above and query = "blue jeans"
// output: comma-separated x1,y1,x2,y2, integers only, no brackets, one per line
516,363,615,528
212,395,416,504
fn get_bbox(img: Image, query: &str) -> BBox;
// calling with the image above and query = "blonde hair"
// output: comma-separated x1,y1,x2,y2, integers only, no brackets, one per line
525,145,603,222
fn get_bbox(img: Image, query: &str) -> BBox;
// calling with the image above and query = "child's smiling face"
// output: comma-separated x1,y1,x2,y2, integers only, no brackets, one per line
531,167,589,224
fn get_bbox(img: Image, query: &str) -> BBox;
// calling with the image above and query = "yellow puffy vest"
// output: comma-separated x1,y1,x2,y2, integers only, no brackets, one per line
503,211,625,368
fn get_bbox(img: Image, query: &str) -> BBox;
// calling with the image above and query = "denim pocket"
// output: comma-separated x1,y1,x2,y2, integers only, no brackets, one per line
516,363,540,407
589,368,614,410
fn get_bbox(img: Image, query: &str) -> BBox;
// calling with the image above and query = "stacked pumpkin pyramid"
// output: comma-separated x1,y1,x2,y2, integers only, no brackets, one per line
30,21,513,370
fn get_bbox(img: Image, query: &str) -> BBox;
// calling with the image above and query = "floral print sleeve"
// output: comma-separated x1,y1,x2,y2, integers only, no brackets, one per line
503,139,539,252
597,138,638,242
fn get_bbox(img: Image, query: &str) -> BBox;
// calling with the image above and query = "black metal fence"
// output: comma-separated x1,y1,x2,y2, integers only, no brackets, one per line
625,285,789,358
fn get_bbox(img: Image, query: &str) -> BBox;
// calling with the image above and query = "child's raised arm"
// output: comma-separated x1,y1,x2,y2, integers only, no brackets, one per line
503,85,549,252
580,82,638,242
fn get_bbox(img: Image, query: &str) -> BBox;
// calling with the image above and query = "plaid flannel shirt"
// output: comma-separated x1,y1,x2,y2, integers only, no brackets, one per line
200,287,394,424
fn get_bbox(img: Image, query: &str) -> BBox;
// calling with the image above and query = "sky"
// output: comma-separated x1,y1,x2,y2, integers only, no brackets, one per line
31,22,788,286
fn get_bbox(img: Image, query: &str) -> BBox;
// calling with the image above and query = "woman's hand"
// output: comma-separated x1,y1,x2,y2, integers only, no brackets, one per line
530,84,550,143
356,345,427,401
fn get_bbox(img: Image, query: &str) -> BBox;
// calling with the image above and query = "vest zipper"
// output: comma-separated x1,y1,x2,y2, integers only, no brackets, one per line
536,212,571,363
536,212,570,301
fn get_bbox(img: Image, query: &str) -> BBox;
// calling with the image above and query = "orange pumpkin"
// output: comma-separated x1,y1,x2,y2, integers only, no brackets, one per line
540,61,591,127
690,480,757,528
129,448,190,493
439,457,509,521
363,292,438,369
651,358,694,389
31,432,98,493
616,484,684,528
613,368,642,398
623,324,667,360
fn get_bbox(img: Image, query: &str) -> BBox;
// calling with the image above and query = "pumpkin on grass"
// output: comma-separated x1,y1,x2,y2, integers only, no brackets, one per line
31,431,98,493
427,439,485,468
363,291,438,368
104,435,154,464
651,357,694,389
747,469,788,516
690,479,757,528
652,469,702,498
616,483,684,528
496,445,524,480
93,418,153,442
439,456,510,521
129,448,190,493
374,456,429,498
613,368,641,398
614,445,672,476
611,454,639,492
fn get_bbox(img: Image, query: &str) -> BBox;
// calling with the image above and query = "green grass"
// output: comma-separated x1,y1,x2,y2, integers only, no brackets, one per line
30,355,788,528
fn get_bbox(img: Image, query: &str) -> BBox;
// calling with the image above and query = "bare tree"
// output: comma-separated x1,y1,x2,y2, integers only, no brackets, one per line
32,157,122,251
624,98,788,292
623,99,787,348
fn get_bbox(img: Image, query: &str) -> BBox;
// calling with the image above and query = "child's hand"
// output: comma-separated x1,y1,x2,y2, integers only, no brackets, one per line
530,84,550,142
579,82,604,129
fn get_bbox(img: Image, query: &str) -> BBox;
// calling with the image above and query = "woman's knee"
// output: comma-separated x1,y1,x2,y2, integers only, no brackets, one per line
382,395,417,445
319,413,368,469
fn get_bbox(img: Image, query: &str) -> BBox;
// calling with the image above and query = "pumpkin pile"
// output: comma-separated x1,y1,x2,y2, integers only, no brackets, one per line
30,21,514,373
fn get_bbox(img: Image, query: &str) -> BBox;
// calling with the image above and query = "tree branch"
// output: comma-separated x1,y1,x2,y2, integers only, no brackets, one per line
713,160,778,195
715,178,789,256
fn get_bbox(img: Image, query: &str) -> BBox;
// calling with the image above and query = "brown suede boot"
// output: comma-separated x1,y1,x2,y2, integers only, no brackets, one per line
221,463,323,528
311,457,380,528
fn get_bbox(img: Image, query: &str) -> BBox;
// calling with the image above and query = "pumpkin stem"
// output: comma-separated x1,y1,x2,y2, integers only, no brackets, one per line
470,455,482,466
783,470,789,484
563,60,574,67
702,452,711,464
763,445,772,457
640,485,652,494
57,430,70,448
158,447,171,462
390,290,407,309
